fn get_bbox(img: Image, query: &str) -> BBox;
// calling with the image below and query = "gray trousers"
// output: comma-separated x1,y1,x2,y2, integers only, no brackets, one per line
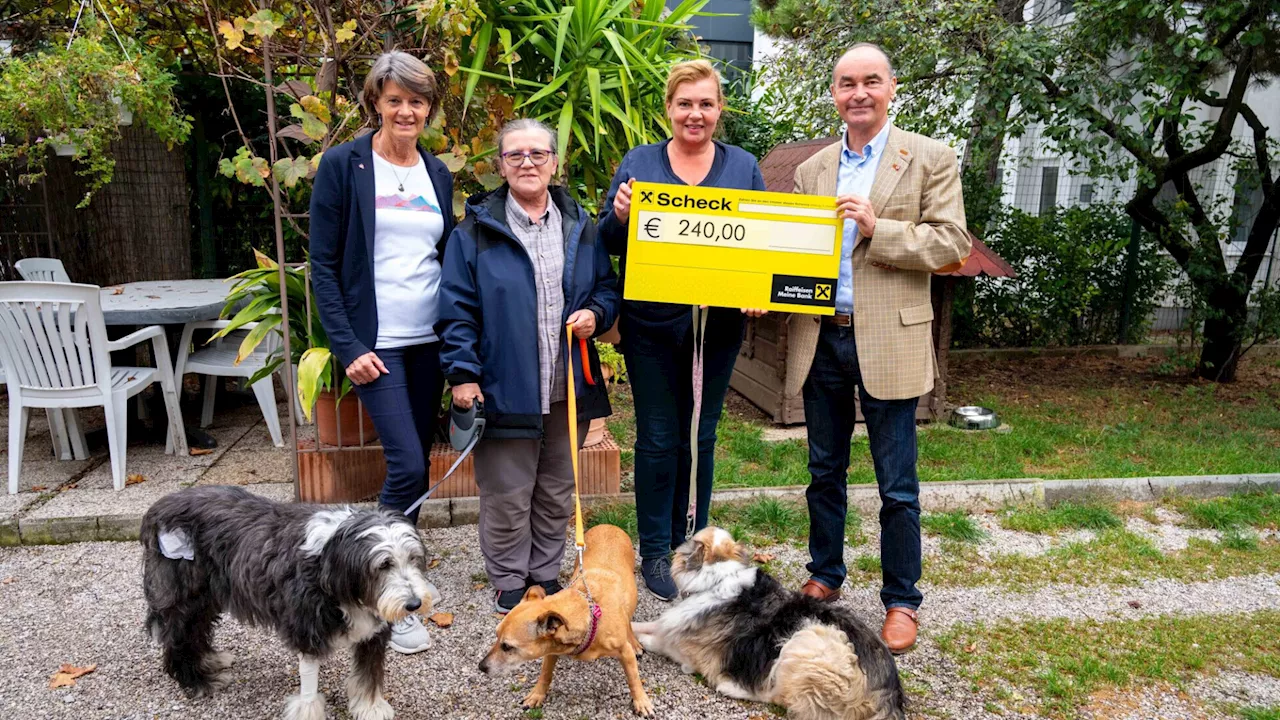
474,401,588,591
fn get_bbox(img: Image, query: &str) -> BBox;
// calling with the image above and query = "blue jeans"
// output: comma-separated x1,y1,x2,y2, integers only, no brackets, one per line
624,326,741,560
350,342,443,524
803,323,922,610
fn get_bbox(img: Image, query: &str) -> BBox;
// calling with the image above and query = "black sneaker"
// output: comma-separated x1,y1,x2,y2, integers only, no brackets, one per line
536,579,563,596
641,557,678,601
494,588,525,614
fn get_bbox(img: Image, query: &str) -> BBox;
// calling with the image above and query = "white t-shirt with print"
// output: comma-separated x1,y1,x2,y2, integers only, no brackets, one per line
371,150,445,349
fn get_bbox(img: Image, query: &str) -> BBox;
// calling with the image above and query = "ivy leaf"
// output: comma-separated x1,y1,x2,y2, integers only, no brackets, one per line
336,19,357,44
443,50,460,77
273,156,310,188
244,9,285,38
217,157,235,178
217,19,246,50
436,151,467,173
299,95,331,124
290,104,327,141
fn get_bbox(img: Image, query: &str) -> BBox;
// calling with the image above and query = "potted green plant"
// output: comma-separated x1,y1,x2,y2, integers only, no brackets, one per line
0,17,189,206
212,249,376,446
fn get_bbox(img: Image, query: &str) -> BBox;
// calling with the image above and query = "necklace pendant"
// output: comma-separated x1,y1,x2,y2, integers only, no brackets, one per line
398,183,405,192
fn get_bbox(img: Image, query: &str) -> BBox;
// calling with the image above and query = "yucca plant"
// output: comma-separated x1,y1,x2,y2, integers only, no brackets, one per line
211,249,348,422
447,0,709,206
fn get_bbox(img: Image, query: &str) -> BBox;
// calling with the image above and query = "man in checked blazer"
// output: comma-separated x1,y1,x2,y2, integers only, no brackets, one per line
789,43,970,654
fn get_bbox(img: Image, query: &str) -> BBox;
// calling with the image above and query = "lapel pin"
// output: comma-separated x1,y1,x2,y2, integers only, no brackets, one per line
359,163,365,170
892,163,900,171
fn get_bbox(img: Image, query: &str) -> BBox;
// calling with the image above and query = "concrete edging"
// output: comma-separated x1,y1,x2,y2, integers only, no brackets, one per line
4,473,1277,547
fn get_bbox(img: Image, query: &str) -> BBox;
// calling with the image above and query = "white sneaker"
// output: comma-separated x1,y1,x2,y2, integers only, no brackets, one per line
389,614,432,655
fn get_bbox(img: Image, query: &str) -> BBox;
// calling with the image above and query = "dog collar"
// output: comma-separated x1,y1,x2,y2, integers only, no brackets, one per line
570,602,602,656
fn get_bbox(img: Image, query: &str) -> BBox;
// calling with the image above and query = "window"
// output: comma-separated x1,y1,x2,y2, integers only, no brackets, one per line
1078,182,1094,205
1039,166,1060,215
1059,0,1075,15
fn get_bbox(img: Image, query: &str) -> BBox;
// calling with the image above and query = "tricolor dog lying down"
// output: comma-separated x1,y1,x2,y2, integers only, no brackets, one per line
632,527,906,720
480,524,653,715
140,486,436,720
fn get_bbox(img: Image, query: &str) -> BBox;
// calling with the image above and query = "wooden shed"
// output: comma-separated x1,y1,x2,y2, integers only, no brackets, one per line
731,138,1017,425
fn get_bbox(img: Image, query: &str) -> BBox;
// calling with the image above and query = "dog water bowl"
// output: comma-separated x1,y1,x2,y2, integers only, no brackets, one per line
949,406,1000,430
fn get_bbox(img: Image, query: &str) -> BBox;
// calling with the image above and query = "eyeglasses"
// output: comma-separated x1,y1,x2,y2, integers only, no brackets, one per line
500,149,554,167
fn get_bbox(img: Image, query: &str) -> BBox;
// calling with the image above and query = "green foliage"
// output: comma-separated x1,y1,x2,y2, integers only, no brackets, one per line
1240,707,1280,720
952,204,1175,348
921,510,986,544
719,72,807,161
452,0,707,208
595,340,627,386
1000,502,1123,534
1175,488,1280,531
0,16,190,206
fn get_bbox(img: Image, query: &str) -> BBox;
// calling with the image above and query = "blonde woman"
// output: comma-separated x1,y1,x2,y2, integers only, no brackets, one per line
597,60,767,601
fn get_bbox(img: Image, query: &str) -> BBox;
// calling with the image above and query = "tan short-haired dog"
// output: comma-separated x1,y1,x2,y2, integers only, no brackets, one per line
479,524,653,716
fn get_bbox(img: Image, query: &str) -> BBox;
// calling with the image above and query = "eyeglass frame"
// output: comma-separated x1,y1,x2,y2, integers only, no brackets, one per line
499,149,556,167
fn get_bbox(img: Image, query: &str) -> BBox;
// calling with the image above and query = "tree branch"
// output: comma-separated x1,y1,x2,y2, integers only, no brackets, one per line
1039,74,1160,170
1166,45,1255,177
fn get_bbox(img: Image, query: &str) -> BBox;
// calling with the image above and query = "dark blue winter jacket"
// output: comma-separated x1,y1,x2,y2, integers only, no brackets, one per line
437,185,619,439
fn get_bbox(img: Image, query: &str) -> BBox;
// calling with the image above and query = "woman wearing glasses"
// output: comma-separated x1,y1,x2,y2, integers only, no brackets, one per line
598,59,767,601
438,119,619,613
309,51,451,654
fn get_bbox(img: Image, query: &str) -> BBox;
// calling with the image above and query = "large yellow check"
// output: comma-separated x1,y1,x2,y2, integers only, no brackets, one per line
624,181,841,314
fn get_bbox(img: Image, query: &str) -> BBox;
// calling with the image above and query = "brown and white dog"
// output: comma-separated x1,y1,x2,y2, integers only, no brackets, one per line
479,524,653,716
632,527,906,720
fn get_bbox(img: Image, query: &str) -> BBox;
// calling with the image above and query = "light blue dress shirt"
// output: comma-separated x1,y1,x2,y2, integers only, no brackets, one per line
834,123,891,315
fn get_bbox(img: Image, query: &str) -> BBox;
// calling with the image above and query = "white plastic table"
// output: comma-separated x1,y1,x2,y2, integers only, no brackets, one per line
100,279,233,326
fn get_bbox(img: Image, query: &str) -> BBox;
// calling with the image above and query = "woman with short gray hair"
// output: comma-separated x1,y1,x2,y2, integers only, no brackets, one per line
309,50,454,654
438,119,619,613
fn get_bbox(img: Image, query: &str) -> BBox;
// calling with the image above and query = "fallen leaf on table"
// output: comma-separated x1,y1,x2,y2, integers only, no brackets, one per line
429,612,453,628
189,447,214,456
428,558,441,570
109,286,124,295
752,552,775,564
125,474,146,486
48,663,96,689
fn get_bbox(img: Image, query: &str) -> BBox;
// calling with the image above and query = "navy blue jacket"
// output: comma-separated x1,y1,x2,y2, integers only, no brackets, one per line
597,139,767,345
309,132,456,369
437,186,619,439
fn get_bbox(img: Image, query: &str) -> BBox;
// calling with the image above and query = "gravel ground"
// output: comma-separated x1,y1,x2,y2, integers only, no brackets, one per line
2,517,1277,720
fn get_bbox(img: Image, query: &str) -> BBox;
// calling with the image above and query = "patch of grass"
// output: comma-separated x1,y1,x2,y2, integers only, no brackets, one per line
929,530,1280,588
712,497,808,546
585,503,638,541
1174,488,1280,531
1240,708,1280,720
937,611,1280,718
921,510,986,543
1000,502,1123,534
851,554,881,581
1221,527,1261,551
523,708,544,719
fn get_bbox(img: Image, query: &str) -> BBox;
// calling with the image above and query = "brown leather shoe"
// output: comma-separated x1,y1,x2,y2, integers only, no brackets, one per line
881,607,919,654
800,578,841,603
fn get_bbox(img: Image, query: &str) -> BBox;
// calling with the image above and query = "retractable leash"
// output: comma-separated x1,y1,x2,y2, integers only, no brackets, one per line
686,305,708,540
565,325,596,574
403,400,485,517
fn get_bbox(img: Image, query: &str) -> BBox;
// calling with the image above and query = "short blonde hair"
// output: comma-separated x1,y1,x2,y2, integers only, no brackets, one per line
360,51,442,125
664,59,723,106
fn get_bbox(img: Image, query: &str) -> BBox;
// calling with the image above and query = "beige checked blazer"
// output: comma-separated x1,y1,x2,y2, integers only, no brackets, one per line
785,126,970,401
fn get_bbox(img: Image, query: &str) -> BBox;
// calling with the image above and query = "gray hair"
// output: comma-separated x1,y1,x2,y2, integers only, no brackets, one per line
496,118,557,156
833,42,896,81
361,51,442,124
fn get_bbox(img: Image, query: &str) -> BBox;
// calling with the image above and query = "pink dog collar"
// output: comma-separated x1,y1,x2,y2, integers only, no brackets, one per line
571,602,603,656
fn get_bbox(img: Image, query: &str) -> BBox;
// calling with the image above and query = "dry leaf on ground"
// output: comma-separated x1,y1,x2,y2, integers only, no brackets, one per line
752,552,776,564
125,474,145,486
48,663,96,689
2,576,14,585
189,447,214,456
429,612,454,628
428,558,441,570
31,485,47,492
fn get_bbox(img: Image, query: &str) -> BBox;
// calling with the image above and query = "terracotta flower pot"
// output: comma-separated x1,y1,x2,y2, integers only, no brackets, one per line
314,389,378,446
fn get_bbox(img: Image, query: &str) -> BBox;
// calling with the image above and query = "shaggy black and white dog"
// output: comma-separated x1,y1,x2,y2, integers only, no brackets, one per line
140,485,433,720
632,527,906,720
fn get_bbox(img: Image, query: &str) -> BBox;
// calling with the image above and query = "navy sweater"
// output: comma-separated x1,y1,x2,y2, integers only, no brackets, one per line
437,185,619,439
597,139,767,345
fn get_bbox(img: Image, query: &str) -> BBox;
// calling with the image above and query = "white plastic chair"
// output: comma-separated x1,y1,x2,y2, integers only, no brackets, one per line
173,318,285,448
0,282,187,493
13,257,87,460
14,257,72,284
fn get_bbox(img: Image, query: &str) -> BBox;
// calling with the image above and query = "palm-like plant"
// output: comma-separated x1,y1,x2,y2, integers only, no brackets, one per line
454,0,709,205
211,249,348,421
